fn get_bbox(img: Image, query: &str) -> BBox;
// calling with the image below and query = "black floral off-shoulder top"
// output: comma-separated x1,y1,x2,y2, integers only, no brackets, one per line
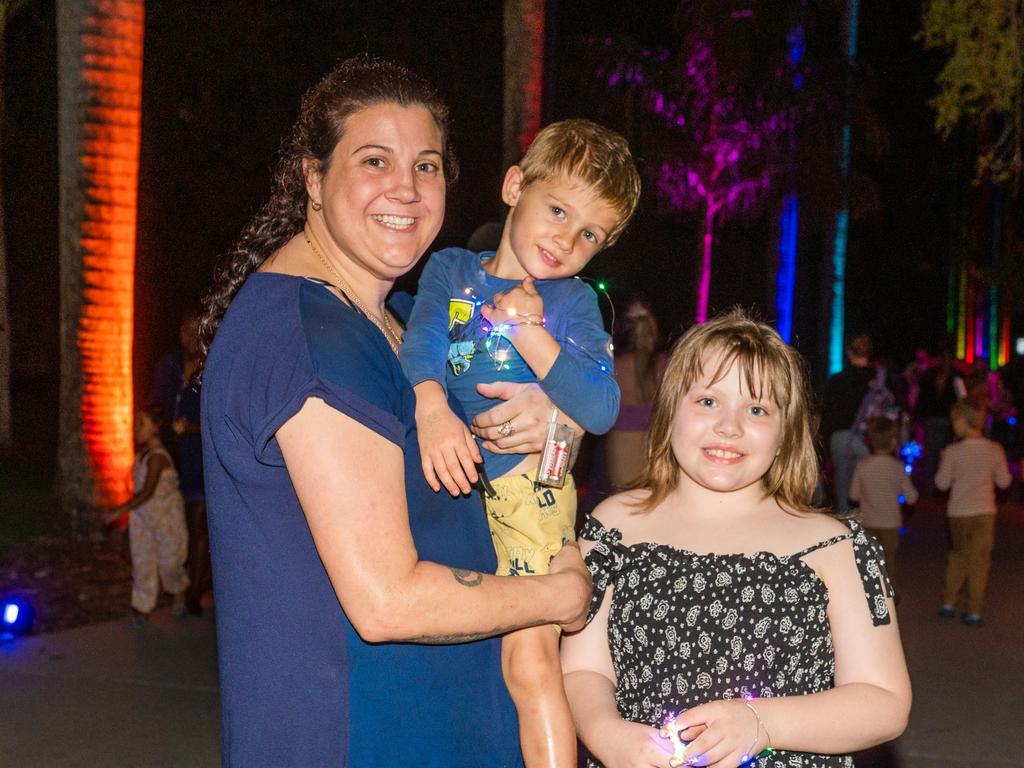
581,516,893,768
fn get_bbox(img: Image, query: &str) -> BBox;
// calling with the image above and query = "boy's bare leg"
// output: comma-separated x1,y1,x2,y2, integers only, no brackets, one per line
502,625,575,768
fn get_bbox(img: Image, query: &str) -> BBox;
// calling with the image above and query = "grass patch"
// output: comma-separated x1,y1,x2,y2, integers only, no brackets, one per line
0,458,55,556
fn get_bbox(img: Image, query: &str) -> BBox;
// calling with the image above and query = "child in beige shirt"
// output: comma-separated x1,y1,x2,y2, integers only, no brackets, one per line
850,417,918,581
935,398,1012,627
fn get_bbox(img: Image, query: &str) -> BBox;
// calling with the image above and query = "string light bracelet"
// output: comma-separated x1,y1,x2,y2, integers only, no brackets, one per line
740,697,775,765
454,276,618,374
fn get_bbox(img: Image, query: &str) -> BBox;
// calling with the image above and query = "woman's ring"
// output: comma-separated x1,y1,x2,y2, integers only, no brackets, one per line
498,420,515,438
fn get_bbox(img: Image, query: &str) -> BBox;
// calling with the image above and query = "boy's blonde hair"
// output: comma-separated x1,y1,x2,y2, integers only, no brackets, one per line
951,398,985,430
633,309,820,515
518,119,641,246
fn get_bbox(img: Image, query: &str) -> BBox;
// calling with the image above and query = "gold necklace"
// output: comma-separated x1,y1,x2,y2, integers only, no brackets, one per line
304,231,402,355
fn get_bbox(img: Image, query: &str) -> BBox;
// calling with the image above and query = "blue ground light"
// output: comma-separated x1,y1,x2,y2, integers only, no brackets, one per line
1,598,35,637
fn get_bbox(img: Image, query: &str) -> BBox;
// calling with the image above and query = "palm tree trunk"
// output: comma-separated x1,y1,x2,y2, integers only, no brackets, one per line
0,10,12,452
502,0,546,171
56,0,143,532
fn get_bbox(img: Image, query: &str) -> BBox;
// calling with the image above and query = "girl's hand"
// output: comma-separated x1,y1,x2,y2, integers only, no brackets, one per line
415,403,482,496
588,719,677,768
480,277,545,328
672,700,767,768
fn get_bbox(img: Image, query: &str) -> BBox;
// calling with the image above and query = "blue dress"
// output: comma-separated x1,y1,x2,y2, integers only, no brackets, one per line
202,273,522,767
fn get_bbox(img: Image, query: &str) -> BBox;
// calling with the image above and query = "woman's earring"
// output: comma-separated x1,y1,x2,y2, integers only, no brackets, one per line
311,200,322,211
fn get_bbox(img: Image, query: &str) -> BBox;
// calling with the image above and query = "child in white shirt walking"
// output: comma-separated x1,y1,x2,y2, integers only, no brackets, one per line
935,398,1012,627
850,417,918,581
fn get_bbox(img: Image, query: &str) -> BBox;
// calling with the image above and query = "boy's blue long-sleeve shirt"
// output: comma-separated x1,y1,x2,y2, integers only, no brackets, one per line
401,247,620,478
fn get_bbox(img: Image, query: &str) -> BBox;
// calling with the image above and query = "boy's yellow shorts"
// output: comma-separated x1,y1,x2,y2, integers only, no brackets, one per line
485,472,577,577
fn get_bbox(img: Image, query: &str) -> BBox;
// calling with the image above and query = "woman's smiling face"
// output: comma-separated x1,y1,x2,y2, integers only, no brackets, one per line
308,102,447,280
670,352,782,499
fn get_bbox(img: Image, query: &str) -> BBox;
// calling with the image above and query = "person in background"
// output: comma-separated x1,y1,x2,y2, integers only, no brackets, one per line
151,307,208,617
821,332,876,513
914,347,958,494
935,398,1012,628
849,416,918,583
606,296,665,489
103,404,189,625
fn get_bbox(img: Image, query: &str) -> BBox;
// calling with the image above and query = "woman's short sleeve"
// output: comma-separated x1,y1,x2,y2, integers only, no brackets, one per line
580,516,628,624
205,276,410,470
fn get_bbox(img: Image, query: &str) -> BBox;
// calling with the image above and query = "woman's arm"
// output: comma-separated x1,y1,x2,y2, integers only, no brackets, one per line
675,539,911,764
471,381,584,455
277,396,591,644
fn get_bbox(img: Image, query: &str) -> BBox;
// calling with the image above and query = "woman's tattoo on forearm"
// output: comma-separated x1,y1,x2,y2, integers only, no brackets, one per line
451,567,483,587
407,624,520,645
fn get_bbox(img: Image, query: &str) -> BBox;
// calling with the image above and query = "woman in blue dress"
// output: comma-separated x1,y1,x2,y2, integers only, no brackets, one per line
198,57,591,767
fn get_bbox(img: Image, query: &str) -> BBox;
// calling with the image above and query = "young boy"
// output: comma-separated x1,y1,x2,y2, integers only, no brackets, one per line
849,417,918,582
401,119,641,766
935,398,1012,627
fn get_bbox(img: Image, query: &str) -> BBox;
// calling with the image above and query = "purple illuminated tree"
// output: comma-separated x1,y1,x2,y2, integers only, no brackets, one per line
586,12,793,323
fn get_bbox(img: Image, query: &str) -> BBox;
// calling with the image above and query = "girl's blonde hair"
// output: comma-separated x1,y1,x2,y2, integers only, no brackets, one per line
632,308,821,515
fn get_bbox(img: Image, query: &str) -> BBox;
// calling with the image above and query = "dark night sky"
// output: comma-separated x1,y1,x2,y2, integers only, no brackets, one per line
4,0,962,454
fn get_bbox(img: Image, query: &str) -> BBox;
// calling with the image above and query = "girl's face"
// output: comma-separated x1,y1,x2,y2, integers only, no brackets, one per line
670,354,782,499
134,412,157,445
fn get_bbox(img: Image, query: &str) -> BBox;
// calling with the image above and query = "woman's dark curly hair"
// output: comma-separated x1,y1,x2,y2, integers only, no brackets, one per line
197,56,458,370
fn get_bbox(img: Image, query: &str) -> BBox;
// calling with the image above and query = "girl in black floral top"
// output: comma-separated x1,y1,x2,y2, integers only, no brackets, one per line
561,311,911,768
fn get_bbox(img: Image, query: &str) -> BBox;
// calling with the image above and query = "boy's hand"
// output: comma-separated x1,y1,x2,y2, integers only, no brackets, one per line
481,277,544,329
416,403,483,496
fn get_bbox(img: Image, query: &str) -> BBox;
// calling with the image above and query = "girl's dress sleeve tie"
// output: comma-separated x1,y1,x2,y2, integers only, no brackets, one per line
579,515,628,624
848,520,895,626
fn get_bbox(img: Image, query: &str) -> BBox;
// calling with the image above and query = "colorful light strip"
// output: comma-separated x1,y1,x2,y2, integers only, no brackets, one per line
989,287,999,370
1000,311,1010,366
965,278,975,365
76,0,144,504
956,262,967,359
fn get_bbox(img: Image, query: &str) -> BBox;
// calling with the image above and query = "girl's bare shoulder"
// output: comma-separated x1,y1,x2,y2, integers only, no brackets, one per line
587,489,652,533
775,506,852,552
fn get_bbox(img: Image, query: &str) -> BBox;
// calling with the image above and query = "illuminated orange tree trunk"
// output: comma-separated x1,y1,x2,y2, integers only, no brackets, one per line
57,0,143,528
503,0,546,171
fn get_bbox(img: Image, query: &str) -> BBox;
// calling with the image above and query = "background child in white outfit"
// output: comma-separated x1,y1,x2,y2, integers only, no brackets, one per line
104,404,189,624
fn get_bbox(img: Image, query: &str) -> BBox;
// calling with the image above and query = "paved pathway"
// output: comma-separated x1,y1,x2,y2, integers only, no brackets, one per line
0,499,1020,767
0,605,219,767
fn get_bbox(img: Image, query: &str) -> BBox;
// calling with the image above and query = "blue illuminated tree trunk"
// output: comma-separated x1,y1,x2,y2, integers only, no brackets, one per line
826,0,859,374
